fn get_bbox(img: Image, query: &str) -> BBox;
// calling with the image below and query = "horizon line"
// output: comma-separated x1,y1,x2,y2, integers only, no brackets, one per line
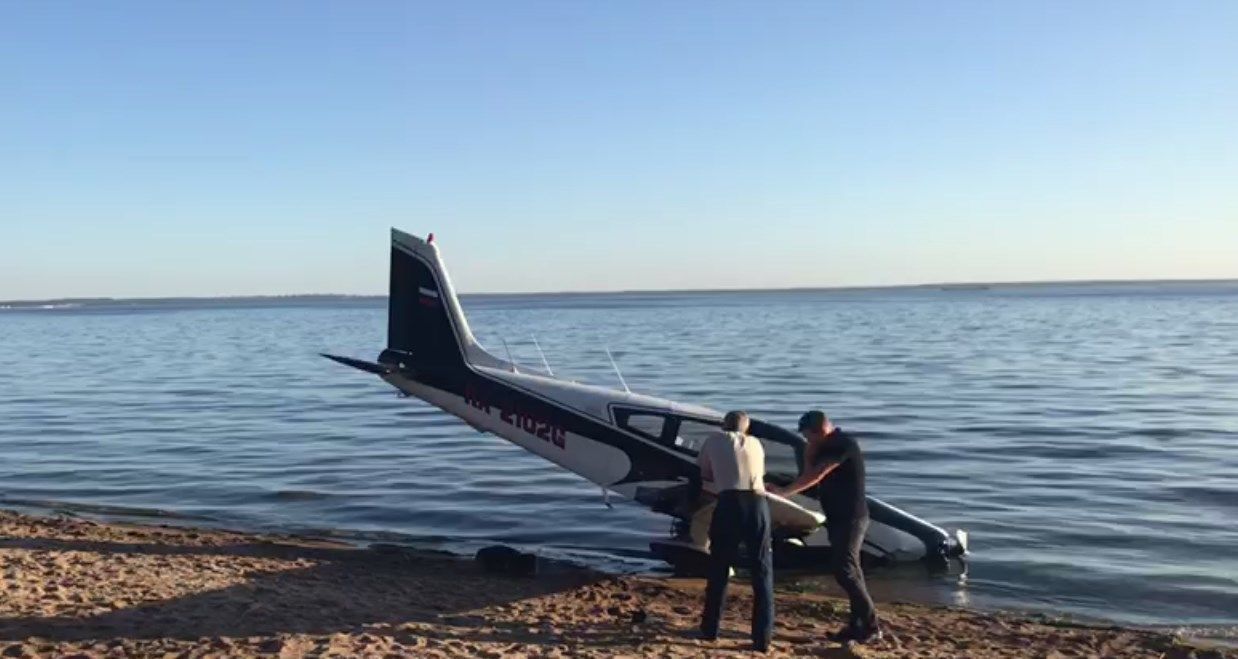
3,276,1237,306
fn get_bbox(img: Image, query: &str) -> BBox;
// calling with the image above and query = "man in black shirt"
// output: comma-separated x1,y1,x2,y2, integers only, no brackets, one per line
771,410,881,644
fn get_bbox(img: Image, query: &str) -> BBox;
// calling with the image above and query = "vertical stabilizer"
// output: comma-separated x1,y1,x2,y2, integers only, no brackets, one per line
385,229,503,371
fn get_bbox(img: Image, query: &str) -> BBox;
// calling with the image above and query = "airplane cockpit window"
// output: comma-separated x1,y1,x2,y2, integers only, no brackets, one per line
614,408,804,470
618,412,665,441
674,419,719,454
616,407,806,489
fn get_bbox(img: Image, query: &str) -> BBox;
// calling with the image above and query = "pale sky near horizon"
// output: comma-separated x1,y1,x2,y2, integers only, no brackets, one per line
2,1,1236,299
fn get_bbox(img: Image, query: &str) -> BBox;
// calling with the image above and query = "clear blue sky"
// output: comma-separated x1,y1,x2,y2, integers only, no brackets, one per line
3,1,1235,298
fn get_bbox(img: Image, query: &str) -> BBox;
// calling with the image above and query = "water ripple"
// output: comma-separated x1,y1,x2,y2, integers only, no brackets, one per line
1,286,1237,632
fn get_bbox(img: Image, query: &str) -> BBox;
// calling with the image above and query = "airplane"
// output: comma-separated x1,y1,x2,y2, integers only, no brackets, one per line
323,229,968,569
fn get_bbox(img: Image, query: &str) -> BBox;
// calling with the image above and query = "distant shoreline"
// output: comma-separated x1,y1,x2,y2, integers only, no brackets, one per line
4,278,1237,310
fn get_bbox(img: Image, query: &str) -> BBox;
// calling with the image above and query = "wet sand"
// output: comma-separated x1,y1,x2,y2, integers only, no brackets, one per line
0,510,1228,658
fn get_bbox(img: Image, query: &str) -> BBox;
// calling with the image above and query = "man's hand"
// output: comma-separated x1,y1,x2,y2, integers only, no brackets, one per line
776,461,838,501
767,486,786,498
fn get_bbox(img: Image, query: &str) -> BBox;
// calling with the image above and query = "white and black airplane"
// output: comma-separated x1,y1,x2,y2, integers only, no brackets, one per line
324,229,967,568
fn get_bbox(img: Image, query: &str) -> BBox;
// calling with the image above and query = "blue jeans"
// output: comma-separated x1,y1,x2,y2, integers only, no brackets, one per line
700,490,774,648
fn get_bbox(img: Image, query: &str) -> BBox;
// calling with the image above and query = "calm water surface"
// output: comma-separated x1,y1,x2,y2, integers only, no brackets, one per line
1,283,1236,636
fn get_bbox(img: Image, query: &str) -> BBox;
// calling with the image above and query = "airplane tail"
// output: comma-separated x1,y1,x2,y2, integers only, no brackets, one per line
382,229,504,373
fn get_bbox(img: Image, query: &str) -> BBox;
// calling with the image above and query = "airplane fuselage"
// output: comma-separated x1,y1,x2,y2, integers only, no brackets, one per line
324,228,967,564
379,364,696,498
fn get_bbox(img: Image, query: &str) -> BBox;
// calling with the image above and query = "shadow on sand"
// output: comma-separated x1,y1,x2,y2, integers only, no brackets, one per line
0,533,862,655
0,535,605,644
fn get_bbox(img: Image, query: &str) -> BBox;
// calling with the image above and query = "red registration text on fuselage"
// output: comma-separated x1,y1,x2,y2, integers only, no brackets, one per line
463,385,567,449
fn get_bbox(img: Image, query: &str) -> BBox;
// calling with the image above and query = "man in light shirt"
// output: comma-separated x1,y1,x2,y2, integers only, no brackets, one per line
697,410,773,653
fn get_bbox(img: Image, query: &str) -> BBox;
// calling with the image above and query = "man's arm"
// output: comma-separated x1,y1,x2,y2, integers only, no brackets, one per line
778,436,862,498
771,460,838,497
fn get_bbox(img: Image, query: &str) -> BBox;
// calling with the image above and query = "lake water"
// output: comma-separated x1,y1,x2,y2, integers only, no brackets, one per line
2,283,1236,638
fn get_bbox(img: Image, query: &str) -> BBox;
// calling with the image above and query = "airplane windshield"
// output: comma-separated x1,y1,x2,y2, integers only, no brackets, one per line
748,419,805,478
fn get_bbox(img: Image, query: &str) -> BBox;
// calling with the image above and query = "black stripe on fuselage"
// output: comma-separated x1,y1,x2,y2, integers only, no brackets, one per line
392,366,696,486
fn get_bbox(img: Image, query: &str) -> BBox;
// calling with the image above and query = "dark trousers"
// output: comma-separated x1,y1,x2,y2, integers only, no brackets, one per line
700,490,774,648
828,515,878,630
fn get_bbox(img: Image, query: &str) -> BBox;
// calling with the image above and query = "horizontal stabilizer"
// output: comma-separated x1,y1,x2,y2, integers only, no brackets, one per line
320,353,391,375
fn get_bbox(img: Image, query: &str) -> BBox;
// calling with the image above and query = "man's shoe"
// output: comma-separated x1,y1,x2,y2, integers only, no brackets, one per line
695,628,718,642
826,626,856,642
848,626,884,645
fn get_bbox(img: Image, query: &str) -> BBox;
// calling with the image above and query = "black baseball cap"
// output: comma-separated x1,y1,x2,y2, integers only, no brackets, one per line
798,410,827,431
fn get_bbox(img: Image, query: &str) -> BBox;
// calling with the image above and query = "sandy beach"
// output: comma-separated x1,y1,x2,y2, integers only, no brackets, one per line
0,510,1227,658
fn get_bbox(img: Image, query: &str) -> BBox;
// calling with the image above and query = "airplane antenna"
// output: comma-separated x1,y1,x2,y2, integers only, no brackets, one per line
605,347,630,394
531,335,553,376
501,338,520,374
